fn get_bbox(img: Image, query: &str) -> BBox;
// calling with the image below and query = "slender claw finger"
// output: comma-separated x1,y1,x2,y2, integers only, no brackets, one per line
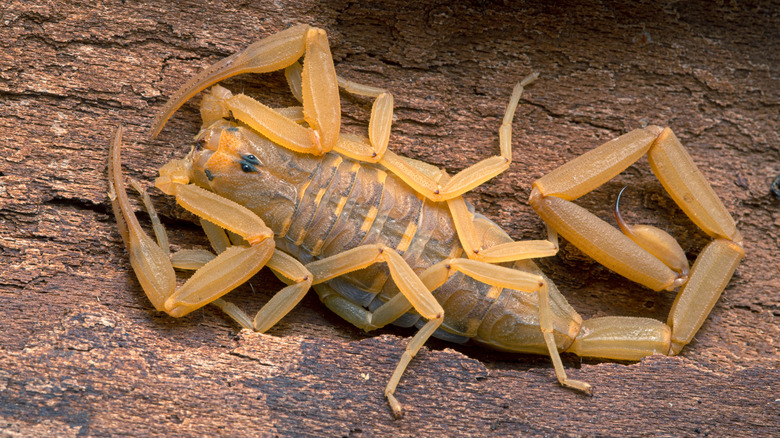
151,24,311,138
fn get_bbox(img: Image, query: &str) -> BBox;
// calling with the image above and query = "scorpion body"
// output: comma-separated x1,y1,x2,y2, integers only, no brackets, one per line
194,116,579,354
110,25,743,417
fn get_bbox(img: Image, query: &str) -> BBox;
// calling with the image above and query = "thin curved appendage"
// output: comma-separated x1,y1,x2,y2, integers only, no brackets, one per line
420,258,591,394
151,24,311,138
109,126,176,311
303,244,445,418
128,178,169,257
211,251,313,332
285,61,304,103
614,186,689,285
379,73,539,202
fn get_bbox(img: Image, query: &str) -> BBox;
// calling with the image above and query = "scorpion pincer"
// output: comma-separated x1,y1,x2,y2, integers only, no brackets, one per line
108,24,744,417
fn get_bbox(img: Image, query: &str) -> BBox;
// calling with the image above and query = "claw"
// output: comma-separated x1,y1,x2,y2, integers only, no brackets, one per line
151,24,311,138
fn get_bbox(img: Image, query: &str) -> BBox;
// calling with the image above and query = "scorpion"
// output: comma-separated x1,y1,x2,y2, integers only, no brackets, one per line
108,25,744,417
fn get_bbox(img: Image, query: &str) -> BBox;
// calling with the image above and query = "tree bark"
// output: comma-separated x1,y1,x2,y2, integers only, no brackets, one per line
1,1,777,436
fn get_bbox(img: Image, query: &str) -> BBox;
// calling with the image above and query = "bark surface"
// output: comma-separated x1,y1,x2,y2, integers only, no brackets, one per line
1,1,778,436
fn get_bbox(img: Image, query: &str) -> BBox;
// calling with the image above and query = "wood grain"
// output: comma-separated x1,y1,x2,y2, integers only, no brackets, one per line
1,1,777,436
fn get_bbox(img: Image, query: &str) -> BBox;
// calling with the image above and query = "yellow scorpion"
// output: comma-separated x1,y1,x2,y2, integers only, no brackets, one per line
108,25,744,417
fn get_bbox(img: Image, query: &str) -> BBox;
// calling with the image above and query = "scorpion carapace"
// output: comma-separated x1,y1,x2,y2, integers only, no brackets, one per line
109,24,744,417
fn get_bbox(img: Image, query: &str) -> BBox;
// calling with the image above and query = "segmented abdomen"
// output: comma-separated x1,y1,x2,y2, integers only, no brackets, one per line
275,151,579,350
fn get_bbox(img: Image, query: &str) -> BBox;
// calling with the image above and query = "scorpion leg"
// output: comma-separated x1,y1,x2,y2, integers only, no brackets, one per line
394,157,559,264
304,244,444,418
448,194,559,263
162,219,314,333
212,250,313,332
529,126,744,355
110,126,276,317
151,24,311,138
374,73,539,202
337,76,393,159
284,60,393,161
420,258,591,394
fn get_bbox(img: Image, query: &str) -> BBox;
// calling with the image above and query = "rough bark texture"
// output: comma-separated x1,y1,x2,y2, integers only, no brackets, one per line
1,1,778,436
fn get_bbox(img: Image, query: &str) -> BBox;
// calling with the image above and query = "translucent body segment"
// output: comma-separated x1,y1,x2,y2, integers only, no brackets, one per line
151,24,310,138
567,316,672,360
667,239,744,354
301,28,340,152
648,128,741,242
226,94,319,154
530,189,678,291
533,127,660,200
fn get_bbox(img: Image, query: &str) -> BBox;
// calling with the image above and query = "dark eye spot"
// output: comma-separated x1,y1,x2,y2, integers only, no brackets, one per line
227,127,239,132
195,138,205,151
204,169,214,181
243,154,260,165
238,154,261,173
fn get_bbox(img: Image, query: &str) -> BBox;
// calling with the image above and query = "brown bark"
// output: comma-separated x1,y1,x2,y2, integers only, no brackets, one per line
1,1,777,436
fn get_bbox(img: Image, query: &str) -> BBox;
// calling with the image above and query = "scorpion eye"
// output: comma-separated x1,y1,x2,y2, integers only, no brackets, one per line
238,154,261,173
